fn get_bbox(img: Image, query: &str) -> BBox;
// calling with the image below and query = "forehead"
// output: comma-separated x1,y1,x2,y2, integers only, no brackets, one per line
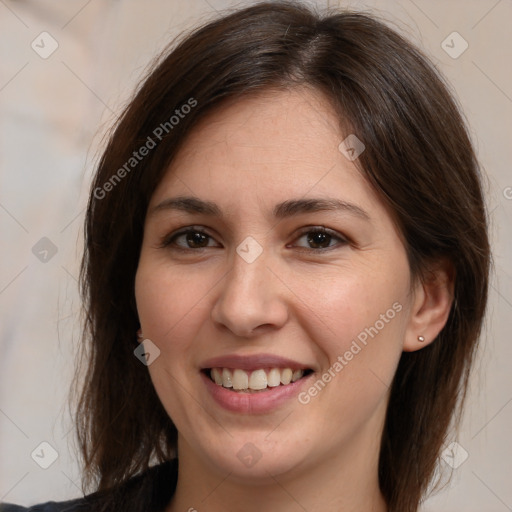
173,87,342,169
149,87,381,217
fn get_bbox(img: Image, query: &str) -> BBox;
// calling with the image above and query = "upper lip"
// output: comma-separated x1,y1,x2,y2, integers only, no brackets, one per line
200,353,312,372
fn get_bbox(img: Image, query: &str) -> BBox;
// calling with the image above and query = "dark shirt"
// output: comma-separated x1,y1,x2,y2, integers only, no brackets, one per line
0,459,178,512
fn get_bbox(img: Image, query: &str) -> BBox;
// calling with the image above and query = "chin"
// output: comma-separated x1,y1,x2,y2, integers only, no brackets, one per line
195,432,310,483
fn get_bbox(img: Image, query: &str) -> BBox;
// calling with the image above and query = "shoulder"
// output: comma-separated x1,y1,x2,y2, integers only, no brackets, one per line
0,497,92,511
1,459,178,512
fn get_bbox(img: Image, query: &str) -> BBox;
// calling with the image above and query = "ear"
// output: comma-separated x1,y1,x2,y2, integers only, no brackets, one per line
403,259,455,352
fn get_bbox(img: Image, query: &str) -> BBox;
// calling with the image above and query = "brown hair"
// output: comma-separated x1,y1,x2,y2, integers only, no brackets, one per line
75,2,490,511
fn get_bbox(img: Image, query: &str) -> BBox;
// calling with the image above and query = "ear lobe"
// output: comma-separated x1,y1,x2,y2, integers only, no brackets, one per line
403,259,455,352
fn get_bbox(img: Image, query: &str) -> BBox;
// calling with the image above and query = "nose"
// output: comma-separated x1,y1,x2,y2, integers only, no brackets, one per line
210,247,289,338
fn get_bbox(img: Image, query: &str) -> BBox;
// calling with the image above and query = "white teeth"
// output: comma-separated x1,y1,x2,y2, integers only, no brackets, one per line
292,369,304,382
267,368,281,387
280,368,292,385
249,369,267,390
210,367,308,391
222,368,233,388
211,368,223,385
232,369,249,390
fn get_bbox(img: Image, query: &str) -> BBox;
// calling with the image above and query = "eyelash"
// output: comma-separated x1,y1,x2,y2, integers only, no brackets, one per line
159,225,350,253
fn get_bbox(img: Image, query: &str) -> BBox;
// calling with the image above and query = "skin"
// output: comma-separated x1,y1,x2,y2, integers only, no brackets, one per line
134,87,453,512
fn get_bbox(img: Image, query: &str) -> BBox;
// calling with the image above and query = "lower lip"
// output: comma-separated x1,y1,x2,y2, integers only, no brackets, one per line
201,371,313,414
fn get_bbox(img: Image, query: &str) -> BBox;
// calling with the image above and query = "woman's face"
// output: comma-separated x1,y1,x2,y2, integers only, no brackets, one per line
135,88,418,481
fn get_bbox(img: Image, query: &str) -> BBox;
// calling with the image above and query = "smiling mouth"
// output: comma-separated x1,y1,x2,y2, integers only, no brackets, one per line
203,367,314,393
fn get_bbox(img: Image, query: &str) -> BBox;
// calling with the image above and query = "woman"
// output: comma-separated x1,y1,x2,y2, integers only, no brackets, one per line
1,1,490,511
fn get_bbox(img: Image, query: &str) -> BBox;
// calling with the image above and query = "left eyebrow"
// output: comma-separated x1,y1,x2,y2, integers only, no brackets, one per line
273,198,370,221
149,196,370,221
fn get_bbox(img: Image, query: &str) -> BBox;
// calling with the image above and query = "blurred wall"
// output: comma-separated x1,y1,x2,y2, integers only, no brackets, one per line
0,0,510,509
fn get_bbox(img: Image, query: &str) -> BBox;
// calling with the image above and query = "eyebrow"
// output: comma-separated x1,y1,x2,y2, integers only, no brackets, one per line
150,196,370,221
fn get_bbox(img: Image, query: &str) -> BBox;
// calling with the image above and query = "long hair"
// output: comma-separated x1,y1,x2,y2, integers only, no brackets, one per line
74,2,490,511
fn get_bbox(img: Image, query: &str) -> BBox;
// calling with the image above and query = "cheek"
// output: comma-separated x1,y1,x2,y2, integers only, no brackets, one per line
134,259,207,353
292,263,408,409
297,262,408,347
134,260,211,422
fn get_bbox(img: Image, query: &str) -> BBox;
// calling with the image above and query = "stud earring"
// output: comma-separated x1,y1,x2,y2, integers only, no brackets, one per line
418,335,425,343
136,329,144,342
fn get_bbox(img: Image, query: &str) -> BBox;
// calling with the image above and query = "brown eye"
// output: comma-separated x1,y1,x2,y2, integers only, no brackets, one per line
161,227,220,250
292,227,348,251
307,231,332,249
184,231,210,248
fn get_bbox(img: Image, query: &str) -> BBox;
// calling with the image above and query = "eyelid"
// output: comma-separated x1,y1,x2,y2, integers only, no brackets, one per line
159,226,221,250
158,224,350,252
289,225,350,250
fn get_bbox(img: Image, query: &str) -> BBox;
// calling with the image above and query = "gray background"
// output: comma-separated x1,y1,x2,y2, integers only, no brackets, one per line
0,0,510,510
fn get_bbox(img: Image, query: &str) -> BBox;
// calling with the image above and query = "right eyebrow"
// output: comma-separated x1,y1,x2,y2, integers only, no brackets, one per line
149,196,222,217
